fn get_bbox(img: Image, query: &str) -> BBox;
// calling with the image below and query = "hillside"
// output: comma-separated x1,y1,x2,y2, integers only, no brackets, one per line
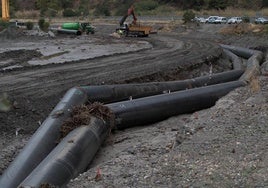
1,0,268,19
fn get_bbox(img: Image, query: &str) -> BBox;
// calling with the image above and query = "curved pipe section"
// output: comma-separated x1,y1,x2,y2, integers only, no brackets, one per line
221,44,263,83
107,81,246,129
222,49,244,70
0,87,88,188
18,81,245,188
0,44,261,188
20,117,109,188
220,44,260,59
0,70,244,188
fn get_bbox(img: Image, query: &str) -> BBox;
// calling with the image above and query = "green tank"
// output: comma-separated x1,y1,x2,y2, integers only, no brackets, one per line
62,22,81,30
60,22,95,34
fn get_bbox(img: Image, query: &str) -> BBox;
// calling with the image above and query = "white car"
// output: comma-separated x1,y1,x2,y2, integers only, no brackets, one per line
214,17,227,24
206,16,219,24
227,17,243,24
193,17,206,23
255,17,268,24
198,17,207,23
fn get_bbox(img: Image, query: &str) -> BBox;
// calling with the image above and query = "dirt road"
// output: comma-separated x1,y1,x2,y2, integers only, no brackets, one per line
0,28,222,133
0,23,267,187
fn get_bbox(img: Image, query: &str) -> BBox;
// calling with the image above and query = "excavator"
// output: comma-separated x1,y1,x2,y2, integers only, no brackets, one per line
1,0,10,21
116,4,152,37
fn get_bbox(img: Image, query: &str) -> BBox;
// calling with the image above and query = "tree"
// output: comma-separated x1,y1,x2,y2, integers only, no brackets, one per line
135,0,159,11
180,0,205,10
16,0,36,10
183,10,195,23
59,0,73,9
208,0,228,10
262,0,268,7
94,1,111,16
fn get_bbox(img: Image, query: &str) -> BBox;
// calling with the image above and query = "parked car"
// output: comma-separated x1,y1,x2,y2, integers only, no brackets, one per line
227,17,243,24
192,16,206,23
255,17,268,24
214,17,227,24
192,16,201,22
206,16,219,24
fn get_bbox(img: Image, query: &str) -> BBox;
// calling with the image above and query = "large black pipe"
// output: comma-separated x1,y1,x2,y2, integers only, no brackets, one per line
81,69,244,103
18,81,245,188
0,87,88,188
220,44,259,59
222,49,244,70
221,44,263,83
57,28,82,35
0,70,244,188
19,116,109,188
107,81,246,129
1,44,262,188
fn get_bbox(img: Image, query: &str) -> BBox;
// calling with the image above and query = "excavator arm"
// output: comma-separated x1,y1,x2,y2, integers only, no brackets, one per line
116,4,152,37
1,0,10,21
119,5,137,26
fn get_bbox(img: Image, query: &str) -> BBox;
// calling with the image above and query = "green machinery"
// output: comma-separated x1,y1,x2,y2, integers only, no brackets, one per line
58,22,95,35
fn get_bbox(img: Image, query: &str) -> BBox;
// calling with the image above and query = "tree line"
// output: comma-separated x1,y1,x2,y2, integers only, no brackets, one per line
2,0,268,17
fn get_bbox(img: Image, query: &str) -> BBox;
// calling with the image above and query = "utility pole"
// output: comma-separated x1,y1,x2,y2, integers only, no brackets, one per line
1,0,10,21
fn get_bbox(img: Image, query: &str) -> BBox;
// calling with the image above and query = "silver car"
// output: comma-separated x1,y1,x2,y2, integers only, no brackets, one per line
227,17,243,24
255,17,268,24
206,16,219,24
214,17,227,24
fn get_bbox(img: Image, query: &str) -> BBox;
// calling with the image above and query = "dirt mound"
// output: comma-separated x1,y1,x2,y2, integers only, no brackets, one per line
219,23,266,35
0,49,42,70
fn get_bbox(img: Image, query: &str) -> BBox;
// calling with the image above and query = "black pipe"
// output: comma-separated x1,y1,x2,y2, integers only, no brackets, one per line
107,81,246,129
57,28,82,35
221,44,263,83
220,44,257,59
18,81,245,187
19,116,109,188
0,70,244,188
0,44,260,188
81,69,244,103
223,49,244,70
0,87,88,188
0,70,243,188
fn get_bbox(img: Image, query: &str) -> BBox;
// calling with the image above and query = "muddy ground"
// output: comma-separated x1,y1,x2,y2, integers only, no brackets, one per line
0,21,268,187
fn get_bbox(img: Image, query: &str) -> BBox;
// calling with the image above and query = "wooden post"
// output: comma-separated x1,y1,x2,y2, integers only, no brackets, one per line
1,0,10,21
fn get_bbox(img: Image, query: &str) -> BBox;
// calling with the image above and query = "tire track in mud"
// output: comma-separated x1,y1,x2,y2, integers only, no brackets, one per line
0,34,221,132
1,35,220,98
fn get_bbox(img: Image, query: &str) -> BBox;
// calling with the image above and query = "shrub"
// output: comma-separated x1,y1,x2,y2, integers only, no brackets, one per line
46,9,58,17
183,10,195,23
208,0,227,10
38,18,45,29
135,0,159,11
0,20,9,31
63,8,77,17
38,18,50,32
43,22,50,32
78,7,90,16
243,16,250,23
15,10,39,19
94,3,111,16
265,25,268,34
26,21,34,30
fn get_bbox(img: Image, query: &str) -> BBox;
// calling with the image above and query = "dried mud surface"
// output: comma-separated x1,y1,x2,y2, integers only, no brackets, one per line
0,23,268,187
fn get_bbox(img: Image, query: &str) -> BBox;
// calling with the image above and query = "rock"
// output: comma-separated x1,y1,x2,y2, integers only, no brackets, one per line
48,31,55,38
261,61,268,76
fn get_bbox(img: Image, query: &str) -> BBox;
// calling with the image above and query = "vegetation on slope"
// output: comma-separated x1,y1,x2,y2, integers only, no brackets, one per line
1,0,268,19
